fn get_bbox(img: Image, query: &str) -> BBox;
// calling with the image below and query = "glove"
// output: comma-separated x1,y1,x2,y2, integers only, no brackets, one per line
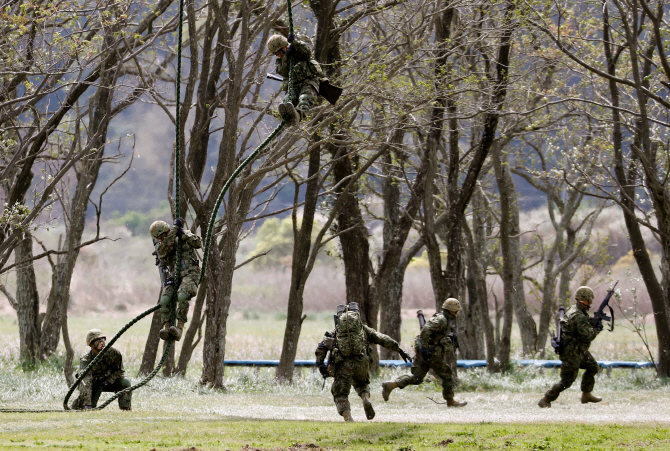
318,364,329,378
285,44,296,57
174,218,184,228
398,349,412,363
594,321,603,331
287,33,295,43
419,347,432,361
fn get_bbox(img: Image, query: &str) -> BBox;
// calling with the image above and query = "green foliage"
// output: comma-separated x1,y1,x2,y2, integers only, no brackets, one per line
108,201,171,236
248,216,335,269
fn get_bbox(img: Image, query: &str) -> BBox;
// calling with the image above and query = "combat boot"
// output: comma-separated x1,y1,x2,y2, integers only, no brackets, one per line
538,396,551,408
158,322,172,341
278,102,300,126
361,393,375,420
342,410,354,422
446,399,467,408
382,381,398,402
168,320,184,342
581,392,602,404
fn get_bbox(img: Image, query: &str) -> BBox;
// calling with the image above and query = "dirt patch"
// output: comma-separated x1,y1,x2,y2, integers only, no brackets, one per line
438,439,454,446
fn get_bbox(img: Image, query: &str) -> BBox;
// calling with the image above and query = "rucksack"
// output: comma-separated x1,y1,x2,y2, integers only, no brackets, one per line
335,309,367,357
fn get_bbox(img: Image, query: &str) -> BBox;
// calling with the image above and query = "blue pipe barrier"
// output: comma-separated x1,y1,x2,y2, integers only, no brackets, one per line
223,359,655,369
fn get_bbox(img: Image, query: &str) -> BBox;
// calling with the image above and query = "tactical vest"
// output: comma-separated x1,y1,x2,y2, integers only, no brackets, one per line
335,310,366,357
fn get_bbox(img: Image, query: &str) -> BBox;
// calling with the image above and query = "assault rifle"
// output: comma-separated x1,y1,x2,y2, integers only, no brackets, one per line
152,239,171,288
590,281,618,332
266,73,343,105
550,306,566,355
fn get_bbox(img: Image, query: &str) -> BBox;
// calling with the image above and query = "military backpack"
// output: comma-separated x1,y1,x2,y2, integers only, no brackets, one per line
335,308,367,357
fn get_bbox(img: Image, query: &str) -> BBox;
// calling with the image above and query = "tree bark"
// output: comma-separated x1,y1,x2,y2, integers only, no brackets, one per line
14,234,40,364
492,144,537,355
175,283,207,376
276,146,321,382
138,300,163,377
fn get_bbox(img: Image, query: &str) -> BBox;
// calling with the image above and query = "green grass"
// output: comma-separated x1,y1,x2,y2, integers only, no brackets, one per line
0,417,667,450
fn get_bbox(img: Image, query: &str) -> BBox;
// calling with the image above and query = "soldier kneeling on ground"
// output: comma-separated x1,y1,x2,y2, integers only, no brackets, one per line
538,286,603,408
381,298,467,407
71,329,131,410
315,302,411,422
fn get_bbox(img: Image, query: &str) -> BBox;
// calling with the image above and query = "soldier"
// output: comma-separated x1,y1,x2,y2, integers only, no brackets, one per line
315,302,411,422
380,298,467,407
150,218,202,341
538,286,603,408
71,329,131,410
267,33,325,126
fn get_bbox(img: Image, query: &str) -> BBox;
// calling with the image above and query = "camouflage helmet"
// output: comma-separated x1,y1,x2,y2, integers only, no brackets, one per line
575,286,595,302
86,329,105,346
150,220,170,239
442,298,461,313
267,35,288,54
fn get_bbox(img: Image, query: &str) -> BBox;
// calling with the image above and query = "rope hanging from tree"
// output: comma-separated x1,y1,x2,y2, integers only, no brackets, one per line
0,0,295,413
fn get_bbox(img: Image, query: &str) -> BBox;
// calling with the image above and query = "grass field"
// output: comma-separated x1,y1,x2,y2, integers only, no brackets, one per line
0,312,668,450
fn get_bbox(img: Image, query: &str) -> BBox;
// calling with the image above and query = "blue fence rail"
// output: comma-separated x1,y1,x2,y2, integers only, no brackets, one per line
224,359,655,369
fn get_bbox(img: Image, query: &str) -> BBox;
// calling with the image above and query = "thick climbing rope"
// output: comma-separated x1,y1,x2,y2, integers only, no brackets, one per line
200,1,294,281
1,0,295,414
60,0,189,411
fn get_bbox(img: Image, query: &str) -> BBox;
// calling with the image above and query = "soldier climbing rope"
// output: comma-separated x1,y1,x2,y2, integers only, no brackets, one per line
0,0,299,413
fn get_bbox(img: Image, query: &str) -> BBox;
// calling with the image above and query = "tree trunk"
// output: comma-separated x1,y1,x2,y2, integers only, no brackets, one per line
601,9,670,377
138,303,163,376
492,144,537,355
276,146,321,382
14,234,40,364
463,214,496,368
39,30,115,358
175,283,207,376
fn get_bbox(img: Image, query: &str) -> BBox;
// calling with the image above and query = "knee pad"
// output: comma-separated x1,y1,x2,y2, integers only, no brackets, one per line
297,94,313,111
121,378,132,389
178,291,190,303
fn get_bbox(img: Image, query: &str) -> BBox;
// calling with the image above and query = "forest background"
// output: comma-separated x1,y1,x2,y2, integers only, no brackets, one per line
1,0,669,390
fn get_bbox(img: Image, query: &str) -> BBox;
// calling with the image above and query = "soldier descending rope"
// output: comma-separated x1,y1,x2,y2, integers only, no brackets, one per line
150,218,202,342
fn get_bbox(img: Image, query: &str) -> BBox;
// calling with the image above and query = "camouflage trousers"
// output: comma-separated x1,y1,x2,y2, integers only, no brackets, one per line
331,355,370,415
395,345,455,401
160,268,200,323
287,81,318,114
72,377,132,410
545,350,599,401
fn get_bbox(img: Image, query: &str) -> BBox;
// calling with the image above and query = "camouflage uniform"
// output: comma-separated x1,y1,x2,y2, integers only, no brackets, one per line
156,225,202,324
393,311,457,401
544,303,601,401
71,347,131,410
316,325,403,416
275,39,323,114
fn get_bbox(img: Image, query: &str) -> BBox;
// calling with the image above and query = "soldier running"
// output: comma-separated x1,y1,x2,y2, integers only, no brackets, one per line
150,218,202,341
266,33,325,126
381,298,467,407
315,302,411,422
71,329,131,410
538,286,603,408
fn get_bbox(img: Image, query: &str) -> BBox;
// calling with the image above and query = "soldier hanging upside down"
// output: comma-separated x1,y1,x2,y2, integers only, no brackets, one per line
150,218,202,341
315,302,411,422
267,33,325,126
71,329,132,410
